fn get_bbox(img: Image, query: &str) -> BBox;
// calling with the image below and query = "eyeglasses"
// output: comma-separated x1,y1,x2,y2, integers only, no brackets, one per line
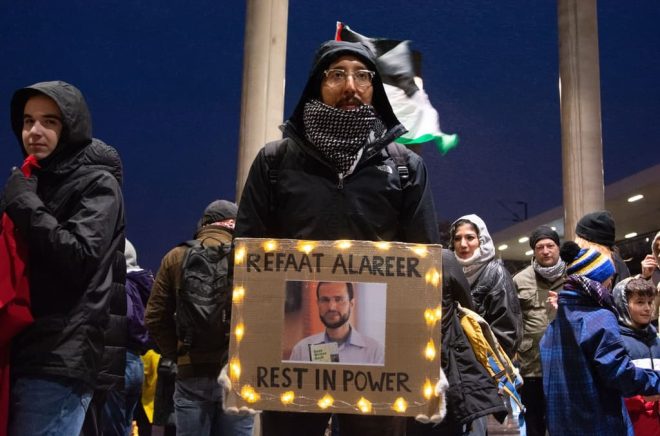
323,69,375,90
318,296,349,305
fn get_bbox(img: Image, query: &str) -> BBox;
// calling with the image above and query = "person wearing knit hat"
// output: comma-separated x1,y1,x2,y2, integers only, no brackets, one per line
145,200,253,436
513,225,565,436
575,210,631,285
540,240,660,435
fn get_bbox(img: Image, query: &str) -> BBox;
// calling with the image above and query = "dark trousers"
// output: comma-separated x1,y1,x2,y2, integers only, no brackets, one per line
520,377,546,436
261,411,406,436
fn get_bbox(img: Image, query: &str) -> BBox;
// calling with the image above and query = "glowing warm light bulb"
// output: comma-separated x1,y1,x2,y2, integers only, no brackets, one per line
336,240,352,249
297,241,316,254
425,268,441,286
234,246,246,264
232,286,245,303
280,391,295,405
374,241,391,250
234,322,245,342
317,394,334,409
411,245,428,257
263,240,278,252
392,397,408,413
423,379,434,400
424,308,437,326
433,305,442,320
357,397,372,413
229,357,241,382
240,385,260,403
425,339,437,361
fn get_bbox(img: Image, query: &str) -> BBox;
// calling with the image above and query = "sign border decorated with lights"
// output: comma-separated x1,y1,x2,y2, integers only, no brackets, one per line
225,238,443,417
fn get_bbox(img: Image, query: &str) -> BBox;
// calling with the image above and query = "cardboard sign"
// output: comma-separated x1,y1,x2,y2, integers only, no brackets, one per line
225,238,443,417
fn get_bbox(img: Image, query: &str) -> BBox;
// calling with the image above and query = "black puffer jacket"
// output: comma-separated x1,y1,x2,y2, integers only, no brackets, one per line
5,81,125,388
470,259,523,358
440,250,507,428
236,40,438,243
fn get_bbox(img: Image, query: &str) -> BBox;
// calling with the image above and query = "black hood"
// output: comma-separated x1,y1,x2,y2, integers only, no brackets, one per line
284,40,405,143
10,80,92,167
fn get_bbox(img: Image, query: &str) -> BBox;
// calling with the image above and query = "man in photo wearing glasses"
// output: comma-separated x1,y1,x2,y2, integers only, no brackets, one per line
288,281,384,365
235,39,438,436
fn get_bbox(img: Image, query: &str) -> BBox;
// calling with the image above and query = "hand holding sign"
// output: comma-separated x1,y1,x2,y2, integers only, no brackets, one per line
414,367,448,424
218,364,261,416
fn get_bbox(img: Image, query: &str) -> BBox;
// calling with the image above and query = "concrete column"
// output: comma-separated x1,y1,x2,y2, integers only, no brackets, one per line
557,0,605,240
236,0,288,201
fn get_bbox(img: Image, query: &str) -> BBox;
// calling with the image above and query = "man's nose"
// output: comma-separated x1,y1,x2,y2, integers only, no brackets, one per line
29,121,44,135
343,74,358,93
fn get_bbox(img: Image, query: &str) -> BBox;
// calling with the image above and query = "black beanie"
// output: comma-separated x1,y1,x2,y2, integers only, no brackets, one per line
196,200,238,232
529,225,560,249
575,210,616,247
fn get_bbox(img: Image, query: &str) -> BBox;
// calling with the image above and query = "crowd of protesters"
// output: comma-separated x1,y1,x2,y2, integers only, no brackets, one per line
1,40,659,436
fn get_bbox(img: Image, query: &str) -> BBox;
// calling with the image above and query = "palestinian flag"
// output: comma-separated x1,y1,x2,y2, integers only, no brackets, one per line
335,22,458,154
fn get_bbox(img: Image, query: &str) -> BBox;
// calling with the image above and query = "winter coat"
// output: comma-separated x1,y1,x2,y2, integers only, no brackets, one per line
440,250,507,427
613,278,660,436
126,269,155,353
5,81,125,388
449,214,522,358
513,264,564,377
145,226,232,378
470,259,522,358
236,40,439,244
540,275,660,436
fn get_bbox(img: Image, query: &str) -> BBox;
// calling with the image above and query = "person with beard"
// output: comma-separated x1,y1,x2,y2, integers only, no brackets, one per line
288,282,384,364
1,81,125,436
512,225,565,436
235,40,438,436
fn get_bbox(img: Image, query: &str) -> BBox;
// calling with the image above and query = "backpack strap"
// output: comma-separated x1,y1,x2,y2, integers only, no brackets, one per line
386,142,410,183
264,139,289,215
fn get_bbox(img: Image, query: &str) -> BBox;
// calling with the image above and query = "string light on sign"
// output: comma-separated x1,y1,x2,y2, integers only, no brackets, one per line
356,397,373,413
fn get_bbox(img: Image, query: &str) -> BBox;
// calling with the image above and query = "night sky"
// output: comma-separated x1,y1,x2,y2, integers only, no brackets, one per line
1,1,658,272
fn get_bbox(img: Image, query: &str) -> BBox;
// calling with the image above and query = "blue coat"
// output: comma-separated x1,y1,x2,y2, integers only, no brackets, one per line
540,275,660,436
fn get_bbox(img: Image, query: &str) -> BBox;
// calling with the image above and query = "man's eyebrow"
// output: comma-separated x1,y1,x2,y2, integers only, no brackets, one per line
23,113,62,121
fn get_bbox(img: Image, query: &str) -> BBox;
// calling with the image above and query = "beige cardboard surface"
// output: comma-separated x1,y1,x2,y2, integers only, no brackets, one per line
226,238,443,417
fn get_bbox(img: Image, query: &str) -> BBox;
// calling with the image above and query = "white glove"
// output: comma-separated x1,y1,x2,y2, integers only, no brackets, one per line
415,367,448,425
217,364,261,416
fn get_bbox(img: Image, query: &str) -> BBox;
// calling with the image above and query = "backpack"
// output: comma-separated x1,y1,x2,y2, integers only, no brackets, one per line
457,304,526,418
175,238,233,356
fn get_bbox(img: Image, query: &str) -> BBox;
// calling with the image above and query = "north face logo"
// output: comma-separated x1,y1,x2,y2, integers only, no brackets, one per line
376,165,393,174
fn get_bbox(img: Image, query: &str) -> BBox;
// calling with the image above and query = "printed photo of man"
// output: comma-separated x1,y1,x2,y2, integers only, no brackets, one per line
288,281,384,365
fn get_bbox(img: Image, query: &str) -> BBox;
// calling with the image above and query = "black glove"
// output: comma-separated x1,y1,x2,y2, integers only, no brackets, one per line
157,357,178,379
3,167,37,207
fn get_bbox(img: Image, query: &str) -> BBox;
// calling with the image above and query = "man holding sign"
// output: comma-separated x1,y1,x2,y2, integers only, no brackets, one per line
236,39,439,436
288,281,384,365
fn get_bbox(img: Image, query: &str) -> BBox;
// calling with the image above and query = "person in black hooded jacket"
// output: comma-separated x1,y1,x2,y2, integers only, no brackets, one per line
236,39,448,436
1,81,125,436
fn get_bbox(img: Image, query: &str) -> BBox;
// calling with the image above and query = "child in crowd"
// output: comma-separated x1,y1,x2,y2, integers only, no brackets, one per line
613,277,660,436
541,242,660,436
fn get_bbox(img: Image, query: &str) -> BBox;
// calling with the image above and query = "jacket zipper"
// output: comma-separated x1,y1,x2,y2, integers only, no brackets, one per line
337,173,344,189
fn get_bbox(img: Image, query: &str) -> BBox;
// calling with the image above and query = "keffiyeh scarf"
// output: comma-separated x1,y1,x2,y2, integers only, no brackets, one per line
303,99,386,175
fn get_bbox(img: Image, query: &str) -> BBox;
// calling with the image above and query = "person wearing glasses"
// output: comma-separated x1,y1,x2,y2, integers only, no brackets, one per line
288,281,384,364
235,40,439,435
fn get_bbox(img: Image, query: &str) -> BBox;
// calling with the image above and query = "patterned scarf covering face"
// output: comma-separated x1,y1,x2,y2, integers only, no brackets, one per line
304,99,386,175
533,258,566,282
564,274,618,314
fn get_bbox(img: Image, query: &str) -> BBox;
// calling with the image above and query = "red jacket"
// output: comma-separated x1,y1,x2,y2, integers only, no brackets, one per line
0,156,38,435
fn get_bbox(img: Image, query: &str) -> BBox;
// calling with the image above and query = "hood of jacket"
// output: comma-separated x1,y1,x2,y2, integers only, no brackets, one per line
11,81,92,169
449,214,496,266
283,40,406,152
613,277,636,328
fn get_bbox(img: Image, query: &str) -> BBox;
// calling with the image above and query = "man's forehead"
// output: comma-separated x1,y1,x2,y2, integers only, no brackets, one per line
534,238,558,248
319,282,349,292
24,94,62,116
327,55,368,70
